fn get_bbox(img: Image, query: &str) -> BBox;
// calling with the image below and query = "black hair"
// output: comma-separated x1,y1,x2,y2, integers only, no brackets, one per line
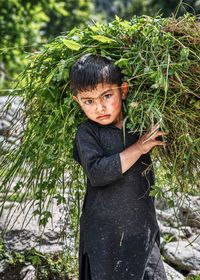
69,54,123,95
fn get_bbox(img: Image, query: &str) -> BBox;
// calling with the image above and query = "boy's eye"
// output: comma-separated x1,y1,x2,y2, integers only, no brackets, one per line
84,100,93,105
103,93,112,99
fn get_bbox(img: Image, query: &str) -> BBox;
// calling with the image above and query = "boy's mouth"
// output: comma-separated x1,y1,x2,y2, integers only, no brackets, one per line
97,114,110,120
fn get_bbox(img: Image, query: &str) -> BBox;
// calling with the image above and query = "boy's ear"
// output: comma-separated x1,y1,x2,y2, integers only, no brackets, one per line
121,82,129,100
73,95,80,105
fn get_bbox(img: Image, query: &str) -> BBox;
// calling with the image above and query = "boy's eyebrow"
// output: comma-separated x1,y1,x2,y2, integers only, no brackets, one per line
80,89,112,100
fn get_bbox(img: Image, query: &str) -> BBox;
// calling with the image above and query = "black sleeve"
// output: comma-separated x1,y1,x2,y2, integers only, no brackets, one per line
74,123,123,187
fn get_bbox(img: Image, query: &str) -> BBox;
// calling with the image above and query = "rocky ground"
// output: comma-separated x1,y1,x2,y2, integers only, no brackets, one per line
0,192,200,279
157,194,200,279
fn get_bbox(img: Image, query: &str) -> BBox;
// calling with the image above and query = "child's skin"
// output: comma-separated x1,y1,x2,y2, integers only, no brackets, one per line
73,81,166,174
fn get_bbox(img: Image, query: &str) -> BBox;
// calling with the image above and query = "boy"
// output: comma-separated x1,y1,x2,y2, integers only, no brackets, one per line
70,54,167,280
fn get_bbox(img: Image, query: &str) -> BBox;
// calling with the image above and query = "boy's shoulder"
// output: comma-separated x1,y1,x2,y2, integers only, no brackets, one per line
73,120,100,162
76,119,99,137
77,119,98,130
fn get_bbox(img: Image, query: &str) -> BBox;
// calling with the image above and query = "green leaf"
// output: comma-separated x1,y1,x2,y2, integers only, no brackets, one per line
115,58,129,67
91,35,114,43
46,68,58,83
180,47,190,60
54,2,69,16
63,39,81,51
89,26,100,32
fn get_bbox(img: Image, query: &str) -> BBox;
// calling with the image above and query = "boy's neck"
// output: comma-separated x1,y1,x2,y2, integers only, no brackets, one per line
112,111,124,129
88,117,124,130
114,120,123,129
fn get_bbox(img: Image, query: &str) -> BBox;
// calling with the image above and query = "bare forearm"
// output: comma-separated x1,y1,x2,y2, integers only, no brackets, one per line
119,142,142,173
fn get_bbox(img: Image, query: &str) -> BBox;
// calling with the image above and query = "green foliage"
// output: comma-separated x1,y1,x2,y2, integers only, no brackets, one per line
163,233,176,243
0,243,74,279
44,0,94,38
0,240,4,259
0,0,93,90
186,276,200,280
0,0,45,88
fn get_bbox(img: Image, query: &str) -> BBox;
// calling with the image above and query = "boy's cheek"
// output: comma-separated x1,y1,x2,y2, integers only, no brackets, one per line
110,100,122,111
81,107,92,117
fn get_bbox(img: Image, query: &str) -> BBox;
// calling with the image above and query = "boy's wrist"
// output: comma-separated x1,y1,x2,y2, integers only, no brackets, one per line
134,141,144,156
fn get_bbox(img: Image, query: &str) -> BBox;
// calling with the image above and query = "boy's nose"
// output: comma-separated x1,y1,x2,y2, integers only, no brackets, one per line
96,102,106,113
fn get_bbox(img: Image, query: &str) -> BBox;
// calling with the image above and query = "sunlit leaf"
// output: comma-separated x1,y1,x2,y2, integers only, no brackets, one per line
91,35,114,43
63,39,82,51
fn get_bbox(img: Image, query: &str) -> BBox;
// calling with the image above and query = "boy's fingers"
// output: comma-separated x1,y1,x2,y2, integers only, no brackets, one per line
146,123,160,137
143,130,161,142
147,129,168,138
151,122,160,130
156,140,167,145
142,130,167,144
155,131,167,137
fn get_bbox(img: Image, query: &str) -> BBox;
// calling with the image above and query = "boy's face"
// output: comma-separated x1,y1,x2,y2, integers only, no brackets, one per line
73,82,128,128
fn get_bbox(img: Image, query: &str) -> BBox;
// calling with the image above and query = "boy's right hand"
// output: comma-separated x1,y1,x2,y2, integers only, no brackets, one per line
120,124,167,174
135,124,167,155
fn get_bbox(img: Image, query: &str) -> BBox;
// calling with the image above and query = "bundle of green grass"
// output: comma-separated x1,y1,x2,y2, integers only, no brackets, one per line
0,15,199,227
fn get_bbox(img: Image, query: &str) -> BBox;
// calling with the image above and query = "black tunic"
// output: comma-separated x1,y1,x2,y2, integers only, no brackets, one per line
73,119,160,280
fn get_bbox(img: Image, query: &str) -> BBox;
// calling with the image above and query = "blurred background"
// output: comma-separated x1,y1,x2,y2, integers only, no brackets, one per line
1,0,200,91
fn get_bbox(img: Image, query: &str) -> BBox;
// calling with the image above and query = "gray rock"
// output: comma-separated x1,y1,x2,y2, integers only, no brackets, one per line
4,229,38,251
163,262,185,280
160,226,185,241
20,265,36,280
179,196,200,228
0,119,10,130
0,198,71,254
163,240,200,271
156,208,179,228
4,229,65,253
189,234,200,245
0,96,22,112
0,260,7,274
0,199,63,233
179,226,193,238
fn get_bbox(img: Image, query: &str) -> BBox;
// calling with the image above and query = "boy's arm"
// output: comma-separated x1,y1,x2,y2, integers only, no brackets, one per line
75,123,166,187
120,126,166,173
75,124,123,187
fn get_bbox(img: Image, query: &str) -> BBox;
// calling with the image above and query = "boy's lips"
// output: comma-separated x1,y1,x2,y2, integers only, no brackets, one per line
97,114,110,120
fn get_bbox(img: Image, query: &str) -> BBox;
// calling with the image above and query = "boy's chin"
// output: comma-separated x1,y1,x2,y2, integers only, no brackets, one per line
89,118,112,126
96,120,112,126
